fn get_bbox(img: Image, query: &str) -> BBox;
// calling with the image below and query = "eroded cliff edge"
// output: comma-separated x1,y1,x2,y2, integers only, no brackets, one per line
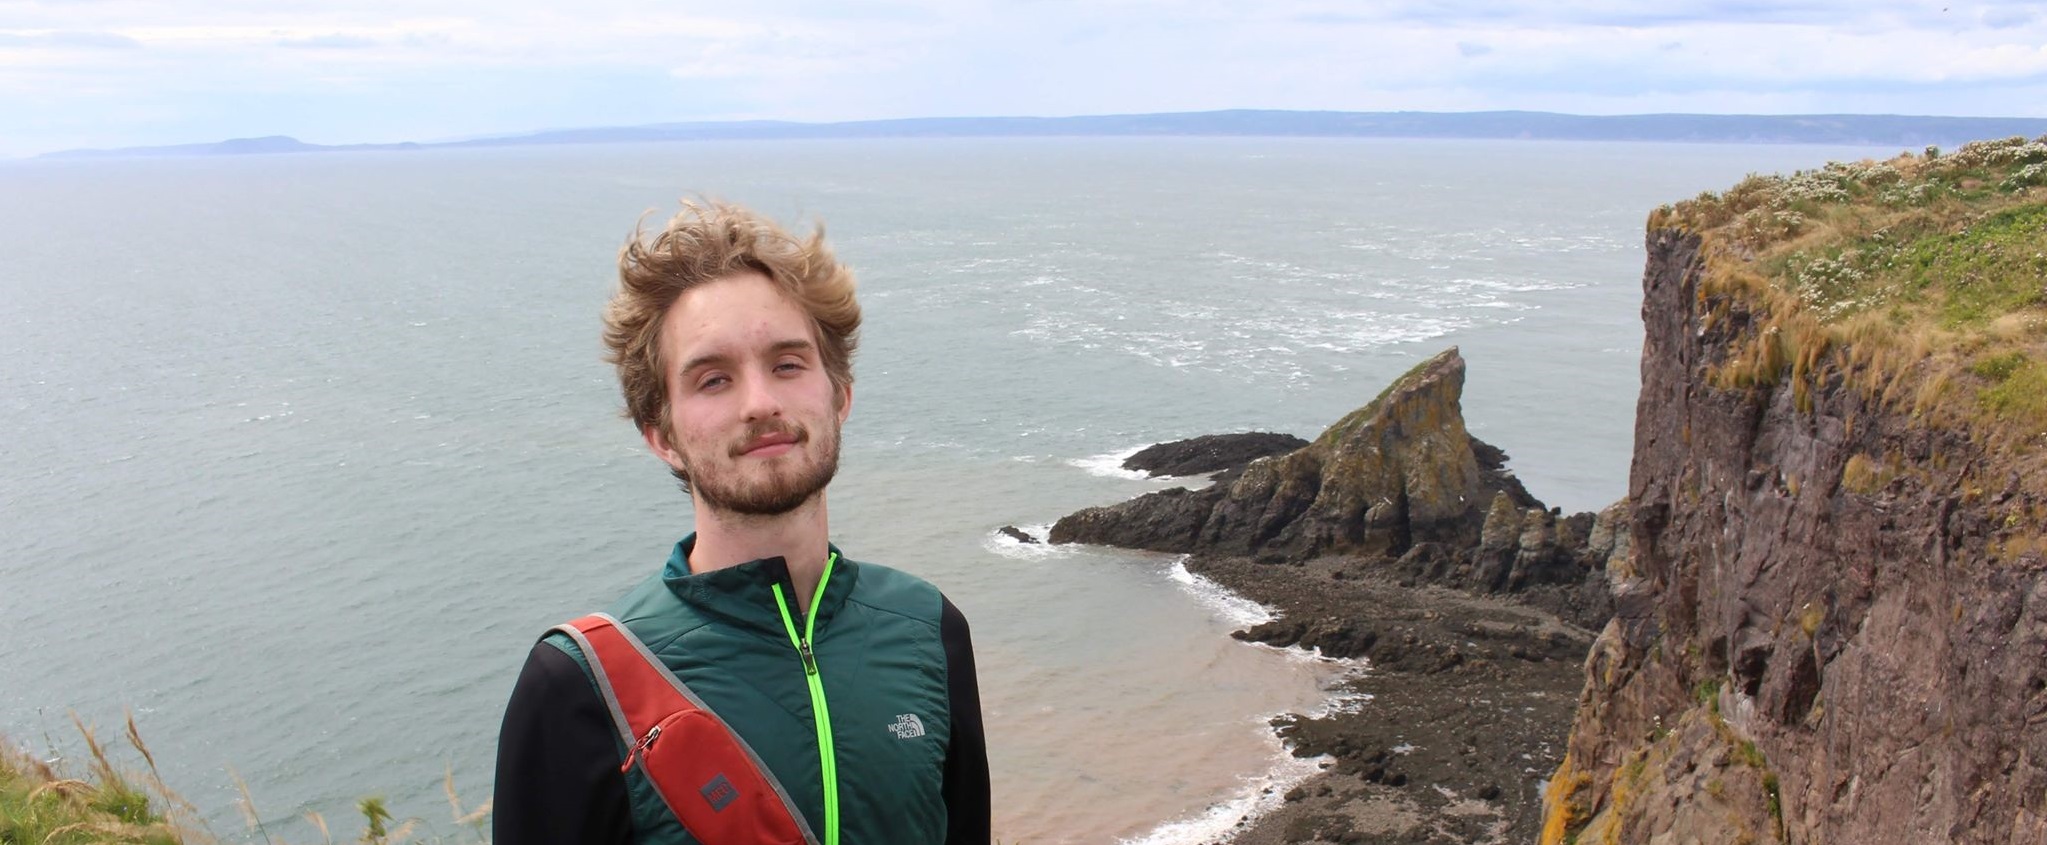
1547,139,2047,844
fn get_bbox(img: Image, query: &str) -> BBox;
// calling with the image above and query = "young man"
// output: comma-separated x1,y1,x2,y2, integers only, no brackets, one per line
494,202,991,844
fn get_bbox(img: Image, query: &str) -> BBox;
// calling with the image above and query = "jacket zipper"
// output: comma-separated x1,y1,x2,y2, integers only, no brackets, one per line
772,552,840,845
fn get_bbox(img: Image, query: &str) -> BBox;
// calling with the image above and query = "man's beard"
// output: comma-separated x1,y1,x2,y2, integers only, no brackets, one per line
675,420,841,517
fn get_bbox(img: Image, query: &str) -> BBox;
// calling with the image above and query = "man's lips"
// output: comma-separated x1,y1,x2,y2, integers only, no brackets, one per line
738,430,801,457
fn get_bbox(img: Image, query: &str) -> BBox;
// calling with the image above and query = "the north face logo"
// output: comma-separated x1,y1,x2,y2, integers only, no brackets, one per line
887,714,925,739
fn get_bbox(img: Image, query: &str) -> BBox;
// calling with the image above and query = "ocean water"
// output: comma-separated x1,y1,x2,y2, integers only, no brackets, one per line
0,137,1897,842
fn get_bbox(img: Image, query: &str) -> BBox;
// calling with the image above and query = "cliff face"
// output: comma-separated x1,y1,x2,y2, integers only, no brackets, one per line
1551,226,2047,843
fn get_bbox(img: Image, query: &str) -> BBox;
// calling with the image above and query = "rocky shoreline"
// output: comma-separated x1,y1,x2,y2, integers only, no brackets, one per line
1046,348,1620,844
1187,553,1594,844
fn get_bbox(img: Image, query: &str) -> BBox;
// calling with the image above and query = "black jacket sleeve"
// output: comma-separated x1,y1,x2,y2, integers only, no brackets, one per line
939,596,992,845
493,641,634,845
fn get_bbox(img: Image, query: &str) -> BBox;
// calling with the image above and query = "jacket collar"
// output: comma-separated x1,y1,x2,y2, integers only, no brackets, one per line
661,533,858,633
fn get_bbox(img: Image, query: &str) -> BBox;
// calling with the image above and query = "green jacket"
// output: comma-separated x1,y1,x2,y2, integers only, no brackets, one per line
544,536,957,845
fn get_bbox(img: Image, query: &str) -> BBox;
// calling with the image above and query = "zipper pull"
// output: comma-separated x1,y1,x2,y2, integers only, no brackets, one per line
798,640,818,676
619,724,662,773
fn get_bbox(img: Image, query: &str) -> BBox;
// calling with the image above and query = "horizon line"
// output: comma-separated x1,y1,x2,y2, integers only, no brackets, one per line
29,107,2047,160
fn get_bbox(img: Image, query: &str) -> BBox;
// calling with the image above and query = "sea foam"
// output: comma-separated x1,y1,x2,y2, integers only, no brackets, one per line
981,524,1069,561
1165,556,1273,628
1118,735,1330,845
1066,445,1156,480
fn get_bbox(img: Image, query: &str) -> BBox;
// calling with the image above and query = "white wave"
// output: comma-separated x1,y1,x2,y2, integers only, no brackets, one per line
939,256,1029,271
1166,557,1273,628
980,524,1073,561
1010,287,1496,386
1469,278,1583,293
1166,562,1377,693
1067,445,1153,480
1118,739,1331,845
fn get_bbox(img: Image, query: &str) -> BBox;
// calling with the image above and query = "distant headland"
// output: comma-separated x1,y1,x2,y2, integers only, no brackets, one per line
37,109,2047,159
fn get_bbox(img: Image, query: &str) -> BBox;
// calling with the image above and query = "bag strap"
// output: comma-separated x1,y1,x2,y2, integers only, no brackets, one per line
549,613,821,845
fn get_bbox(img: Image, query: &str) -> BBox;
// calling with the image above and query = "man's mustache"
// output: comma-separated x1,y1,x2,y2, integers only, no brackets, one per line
729,421,808,457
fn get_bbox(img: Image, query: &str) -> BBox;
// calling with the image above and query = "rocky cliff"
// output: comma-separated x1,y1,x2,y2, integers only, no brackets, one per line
1547,139,2047,844
1050,348,1621,625
1047,347,1623,843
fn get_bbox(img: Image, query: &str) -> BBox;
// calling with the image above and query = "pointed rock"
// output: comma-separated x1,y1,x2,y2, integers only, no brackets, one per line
1052,348,1514,558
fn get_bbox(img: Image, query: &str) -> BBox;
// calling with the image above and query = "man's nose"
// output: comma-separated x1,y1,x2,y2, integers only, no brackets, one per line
738,370,783,422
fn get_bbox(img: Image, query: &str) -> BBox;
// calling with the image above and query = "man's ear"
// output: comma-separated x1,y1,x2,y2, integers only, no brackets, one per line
642,423,685,471
836,382,854,424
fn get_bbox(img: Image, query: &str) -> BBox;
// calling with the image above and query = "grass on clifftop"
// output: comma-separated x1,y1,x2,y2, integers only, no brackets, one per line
4,716,491,845
1651,136,2047,551
4,716,189,844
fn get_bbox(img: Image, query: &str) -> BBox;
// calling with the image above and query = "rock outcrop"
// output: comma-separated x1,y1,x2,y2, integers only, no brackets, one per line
1050,347,1612,618
1119,431,1309,478
1547,225,2047,843
997,525,1039,544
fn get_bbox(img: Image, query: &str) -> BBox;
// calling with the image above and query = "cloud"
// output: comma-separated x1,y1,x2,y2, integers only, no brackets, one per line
1291,12,1375,25
276,33,379,49
1276,0,2036,31
0,29,142,49
1983,7,2034,29
7,0,2047,157
1287,0,1848,29
399,32,453,49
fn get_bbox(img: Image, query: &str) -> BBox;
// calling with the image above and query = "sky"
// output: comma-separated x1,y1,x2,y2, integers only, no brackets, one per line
4,0,2047,158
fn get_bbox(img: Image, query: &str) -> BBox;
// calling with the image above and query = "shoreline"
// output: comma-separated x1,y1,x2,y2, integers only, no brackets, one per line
984,528,1356,845
1013,422,1604,843
995,518,1588,845
1181,553,1594,845
1131,556,1371,845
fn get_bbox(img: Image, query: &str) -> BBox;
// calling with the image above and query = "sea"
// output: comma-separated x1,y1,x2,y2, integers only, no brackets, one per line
0,137,1898,843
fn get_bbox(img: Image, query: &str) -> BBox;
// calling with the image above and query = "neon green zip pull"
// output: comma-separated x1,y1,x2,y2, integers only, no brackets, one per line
772,552,840,845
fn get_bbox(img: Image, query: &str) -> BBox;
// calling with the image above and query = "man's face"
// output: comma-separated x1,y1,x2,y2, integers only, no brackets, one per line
644,271,851,517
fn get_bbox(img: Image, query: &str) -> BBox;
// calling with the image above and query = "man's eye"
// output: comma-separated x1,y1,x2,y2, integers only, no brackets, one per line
774,361,805,373
698,375,729,391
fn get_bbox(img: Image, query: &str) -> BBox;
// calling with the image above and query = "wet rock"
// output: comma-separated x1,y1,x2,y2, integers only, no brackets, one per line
1120,431,1309,477
996,525,1038,544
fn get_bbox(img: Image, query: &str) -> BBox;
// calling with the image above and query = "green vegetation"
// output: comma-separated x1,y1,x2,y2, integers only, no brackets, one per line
1693,678,1723,714
1318,350,1452,447
1762,772,1782,823
1732,739,1766,769
4,717,491,845
1654,135,2047,555
3,716,188,844
1980,358,2047,420
1619,753,1648,789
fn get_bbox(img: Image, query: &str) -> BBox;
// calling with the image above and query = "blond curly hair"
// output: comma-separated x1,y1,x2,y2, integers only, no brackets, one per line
603,201,860,437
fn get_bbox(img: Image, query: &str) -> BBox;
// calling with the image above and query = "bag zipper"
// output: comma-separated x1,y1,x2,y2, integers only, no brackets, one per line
619,724,661,773
772,552,840,845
